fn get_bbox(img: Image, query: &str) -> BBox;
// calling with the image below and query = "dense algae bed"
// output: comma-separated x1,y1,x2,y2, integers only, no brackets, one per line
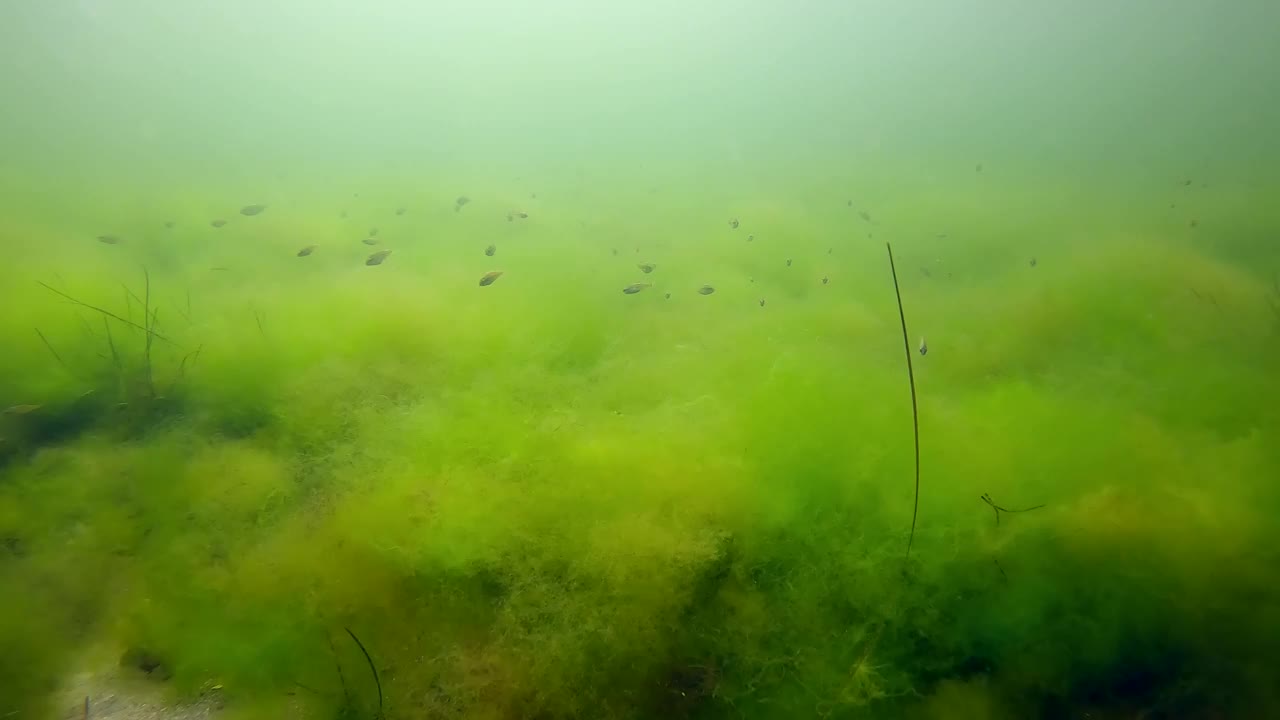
4,2,1280,719
2,180,1278,719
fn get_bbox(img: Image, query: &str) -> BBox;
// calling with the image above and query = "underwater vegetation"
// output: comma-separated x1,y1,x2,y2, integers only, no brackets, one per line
1,171,1278,720
3,1,1280,717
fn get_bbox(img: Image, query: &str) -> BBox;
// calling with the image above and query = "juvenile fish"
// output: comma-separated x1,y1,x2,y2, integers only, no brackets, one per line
698,285,715,295
918,337,928,356
240,204,267,216
395,207,406,216
623,283,652,294
637,263,655,274
858,211,871,223
210,219,227,228
3,404,41,415
297,245,317,257
728,218,739,229
366,249,391,266
96,235,121,245
369,227,379,236
455,196,470,211
479,271,504,286
485,244,496,257
362,238,379,245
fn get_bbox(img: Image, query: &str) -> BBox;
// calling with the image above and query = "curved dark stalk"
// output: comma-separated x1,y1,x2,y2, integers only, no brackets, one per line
886,242,921,559
345,627,383,719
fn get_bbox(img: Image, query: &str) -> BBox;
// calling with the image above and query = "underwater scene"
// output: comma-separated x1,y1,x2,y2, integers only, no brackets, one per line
2,1,1279,719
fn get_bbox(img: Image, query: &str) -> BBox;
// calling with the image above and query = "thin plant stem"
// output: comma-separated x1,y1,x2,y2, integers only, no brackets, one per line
886,242,921,559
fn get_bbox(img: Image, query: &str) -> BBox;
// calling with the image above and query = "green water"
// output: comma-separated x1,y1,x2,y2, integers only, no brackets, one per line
2,2,1279,718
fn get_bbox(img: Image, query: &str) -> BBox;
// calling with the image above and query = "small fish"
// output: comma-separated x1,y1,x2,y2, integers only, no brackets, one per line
623,283,652,294
729,218,739,229
827,247,833,254
664,293,671,299
395,207,406,216
362,238,379,246
3,404,41,415
210,219,227,228
637,263,655,274
975,163,983,173
611,248,618,256
759,298,765,307
366,249,391,266
1183,179,1192,186
297,245,317,257
96,235,121,245
163,221,174,229
921,267,932,278
369,227,379,236
786,258,792,267
240,204,267,216
1189,219,1199,229
822,276,829,285
918,337,928,356
858,211,871,223
485,244,496,257
455,196,470,211
747,234,754,242
506,210,529,221
1029,257,1037,268
479,271,504,286
847,200,853,207
698,285,715,295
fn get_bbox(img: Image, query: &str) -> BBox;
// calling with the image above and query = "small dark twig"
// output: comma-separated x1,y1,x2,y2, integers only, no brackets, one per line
981,493,1046,527
102,317,120,367
345,627,384,719
143,269,155,398
327,635,350,709
991,557,1008,583
34,328,70,374
254,309,266,338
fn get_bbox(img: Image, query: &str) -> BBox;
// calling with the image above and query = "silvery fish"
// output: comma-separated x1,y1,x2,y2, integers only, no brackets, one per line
919,337,928,356
623,283,652,294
